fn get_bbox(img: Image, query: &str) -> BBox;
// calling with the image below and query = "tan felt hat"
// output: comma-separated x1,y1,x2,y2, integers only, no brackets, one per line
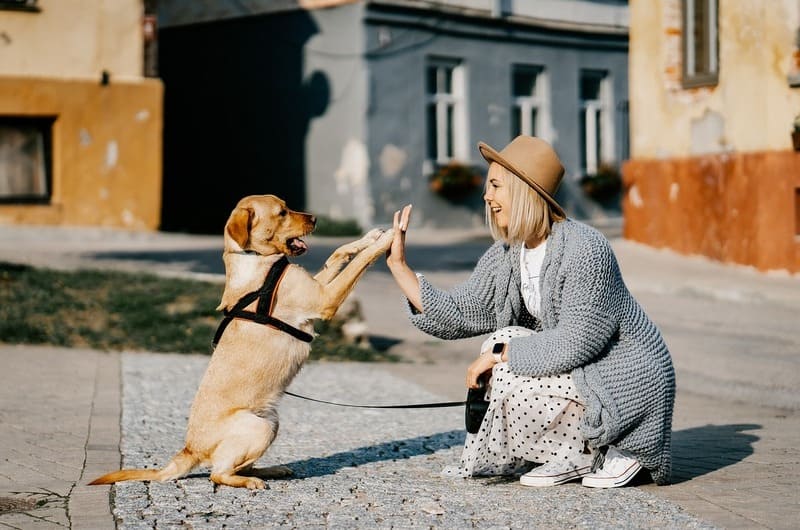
478,135,566,217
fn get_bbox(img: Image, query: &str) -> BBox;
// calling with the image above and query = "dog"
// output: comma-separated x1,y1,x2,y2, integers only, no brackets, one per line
90,194,394,489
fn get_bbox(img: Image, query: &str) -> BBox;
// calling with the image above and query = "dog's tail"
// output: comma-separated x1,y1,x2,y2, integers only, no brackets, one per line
88,447,198,485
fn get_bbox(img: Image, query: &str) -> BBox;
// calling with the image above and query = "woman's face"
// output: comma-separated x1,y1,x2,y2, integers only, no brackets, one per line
484,163,512,229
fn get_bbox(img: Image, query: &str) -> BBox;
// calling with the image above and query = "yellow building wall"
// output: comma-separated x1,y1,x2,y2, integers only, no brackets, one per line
629,0,800,157
0,77,163,229
0,0,143,81
624,0,800,273
0,0,163,230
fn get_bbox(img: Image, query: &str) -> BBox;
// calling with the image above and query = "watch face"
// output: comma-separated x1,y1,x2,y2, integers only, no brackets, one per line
492,342,505,354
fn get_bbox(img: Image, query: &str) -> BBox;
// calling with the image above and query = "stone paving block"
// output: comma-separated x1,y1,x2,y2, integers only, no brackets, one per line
110,353,714,530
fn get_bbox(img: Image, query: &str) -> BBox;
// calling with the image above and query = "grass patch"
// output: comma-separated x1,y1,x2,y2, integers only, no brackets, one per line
0,262,396,361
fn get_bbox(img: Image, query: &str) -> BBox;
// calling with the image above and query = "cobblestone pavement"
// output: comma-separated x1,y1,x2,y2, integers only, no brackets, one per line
113,353,711,529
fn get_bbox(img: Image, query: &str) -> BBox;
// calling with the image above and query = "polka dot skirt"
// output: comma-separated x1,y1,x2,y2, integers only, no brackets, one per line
443,326,588,478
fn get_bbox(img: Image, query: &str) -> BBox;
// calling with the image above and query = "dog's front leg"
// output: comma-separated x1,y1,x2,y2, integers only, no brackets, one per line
314,228,385,285
318,229,394,319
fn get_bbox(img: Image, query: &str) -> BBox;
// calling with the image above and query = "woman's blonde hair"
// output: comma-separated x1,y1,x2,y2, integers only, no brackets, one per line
485,162,565,244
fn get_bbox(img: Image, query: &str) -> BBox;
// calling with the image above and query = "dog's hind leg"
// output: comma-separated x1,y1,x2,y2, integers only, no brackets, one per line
314,228,385,284
209,411,279,489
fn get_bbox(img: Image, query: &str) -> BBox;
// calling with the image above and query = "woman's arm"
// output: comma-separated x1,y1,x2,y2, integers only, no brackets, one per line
385,205,498,339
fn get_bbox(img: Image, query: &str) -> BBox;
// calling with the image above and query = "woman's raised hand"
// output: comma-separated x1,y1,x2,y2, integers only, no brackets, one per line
386,204,412,270
385,204,423,312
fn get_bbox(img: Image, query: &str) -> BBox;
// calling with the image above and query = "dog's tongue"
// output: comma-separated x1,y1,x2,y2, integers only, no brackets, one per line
289,238,308,254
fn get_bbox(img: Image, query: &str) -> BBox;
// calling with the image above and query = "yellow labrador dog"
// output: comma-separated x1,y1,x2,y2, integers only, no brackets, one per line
90,194,394,489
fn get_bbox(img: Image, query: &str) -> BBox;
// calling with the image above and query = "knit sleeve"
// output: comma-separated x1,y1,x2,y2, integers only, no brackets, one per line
507,232,620,376
405,243,502,340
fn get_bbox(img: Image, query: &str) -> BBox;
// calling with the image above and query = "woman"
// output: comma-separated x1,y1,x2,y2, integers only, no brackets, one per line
386,136,675,488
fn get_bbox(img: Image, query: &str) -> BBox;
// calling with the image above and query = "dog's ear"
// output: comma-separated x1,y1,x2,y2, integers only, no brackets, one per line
226,207,252,250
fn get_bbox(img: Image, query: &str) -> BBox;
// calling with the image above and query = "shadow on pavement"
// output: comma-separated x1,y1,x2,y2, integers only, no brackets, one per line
669,423,759,484
281,430,465,479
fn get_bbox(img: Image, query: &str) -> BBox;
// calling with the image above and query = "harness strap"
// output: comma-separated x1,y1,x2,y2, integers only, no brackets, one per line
212,256,314,347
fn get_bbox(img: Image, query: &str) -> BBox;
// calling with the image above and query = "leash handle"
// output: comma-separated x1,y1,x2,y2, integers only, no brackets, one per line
284,391,465,409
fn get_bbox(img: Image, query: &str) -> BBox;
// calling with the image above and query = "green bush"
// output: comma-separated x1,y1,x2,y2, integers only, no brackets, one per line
313,216,362,237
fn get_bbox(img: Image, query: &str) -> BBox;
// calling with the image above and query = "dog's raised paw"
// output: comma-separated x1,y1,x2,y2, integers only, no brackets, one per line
363,228,384,242
376,228,395,248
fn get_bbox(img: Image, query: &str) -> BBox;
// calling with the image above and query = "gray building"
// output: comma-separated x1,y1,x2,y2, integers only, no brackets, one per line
157,0,629,233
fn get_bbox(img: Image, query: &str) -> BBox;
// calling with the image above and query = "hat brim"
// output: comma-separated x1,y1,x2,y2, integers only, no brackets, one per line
479,141,566,218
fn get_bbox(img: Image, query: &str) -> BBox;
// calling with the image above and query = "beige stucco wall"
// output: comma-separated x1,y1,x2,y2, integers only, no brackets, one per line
0,0,144,80
629,0,800,157
0,1,163,230
0,76,163,229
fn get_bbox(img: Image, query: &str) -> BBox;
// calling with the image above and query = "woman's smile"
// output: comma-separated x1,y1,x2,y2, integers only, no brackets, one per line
485,163,512,228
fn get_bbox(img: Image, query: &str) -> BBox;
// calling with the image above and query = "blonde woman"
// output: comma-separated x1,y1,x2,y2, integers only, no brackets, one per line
386,136,675,487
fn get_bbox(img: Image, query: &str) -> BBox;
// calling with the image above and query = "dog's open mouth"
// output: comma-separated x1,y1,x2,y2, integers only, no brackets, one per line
287,237,308,256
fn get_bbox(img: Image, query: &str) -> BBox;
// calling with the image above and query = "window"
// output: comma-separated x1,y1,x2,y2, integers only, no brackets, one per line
0,0,40,12
682,0,718,87
511,65,551,142
579,70,614,176
426,58,467,164
0,117,54,203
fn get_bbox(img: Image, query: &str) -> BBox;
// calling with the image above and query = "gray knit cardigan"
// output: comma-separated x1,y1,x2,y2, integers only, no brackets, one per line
408,219,675,484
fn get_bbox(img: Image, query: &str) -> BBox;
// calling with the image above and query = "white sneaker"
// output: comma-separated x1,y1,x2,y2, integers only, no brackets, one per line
520,456,593,487
581,446,642,488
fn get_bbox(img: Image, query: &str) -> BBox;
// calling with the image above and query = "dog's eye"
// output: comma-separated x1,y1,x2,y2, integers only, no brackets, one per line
279,210,287,217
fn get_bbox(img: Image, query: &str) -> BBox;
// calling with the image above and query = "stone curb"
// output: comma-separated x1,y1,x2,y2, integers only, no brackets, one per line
68,352,120,530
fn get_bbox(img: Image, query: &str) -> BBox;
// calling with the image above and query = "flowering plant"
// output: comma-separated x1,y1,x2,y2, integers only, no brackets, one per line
580,163,622,202
428,162,483,201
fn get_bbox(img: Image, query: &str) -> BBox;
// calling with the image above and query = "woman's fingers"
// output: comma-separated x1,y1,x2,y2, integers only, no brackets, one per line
399,204,412,232
466,355,494,388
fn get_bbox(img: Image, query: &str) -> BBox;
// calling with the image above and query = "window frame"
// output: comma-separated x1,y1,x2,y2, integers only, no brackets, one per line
510,64,552,143
0,116,55,205
579,69,615,176
682,0,719,88
0,0,40,12
425,57,468,166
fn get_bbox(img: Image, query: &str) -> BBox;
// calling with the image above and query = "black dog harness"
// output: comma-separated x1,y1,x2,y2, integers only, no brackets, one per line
212,256,314,347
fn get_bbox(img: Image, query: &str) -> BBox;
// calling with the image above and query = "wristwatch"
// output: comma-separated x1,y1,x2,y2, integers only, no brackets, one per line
491,342,506,363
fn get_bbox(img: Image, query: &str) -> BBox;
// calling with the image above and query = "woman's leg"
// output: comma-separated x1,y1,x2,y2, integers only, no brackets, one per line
444,327,589,479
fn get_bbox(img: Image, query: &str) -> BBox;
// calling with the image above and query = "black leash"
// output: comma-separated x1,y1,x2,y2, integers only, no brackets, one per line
212,256,313,347
284,391,465,409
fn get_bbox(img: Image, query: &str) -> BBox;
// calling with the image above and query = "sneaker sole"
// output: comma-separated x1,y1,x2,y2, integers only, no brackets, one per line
581,463,643,488
520,466,592,487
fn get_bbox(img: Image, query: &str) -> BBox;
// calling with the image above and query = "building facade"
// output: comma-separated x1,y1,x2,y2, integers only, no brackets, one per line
624,0,800,273
157,0,630,233
0,0,163,230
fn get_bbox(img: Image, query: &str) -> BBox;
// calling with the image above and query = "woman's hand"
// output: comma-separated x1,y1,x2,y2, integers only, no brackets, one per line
386,204,412,271
385,205,423,312
466,353,497,389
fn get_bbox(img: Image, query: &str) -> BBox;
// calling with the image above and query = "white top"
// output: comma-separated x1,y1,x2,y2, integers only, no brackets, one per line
520,238,547,317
